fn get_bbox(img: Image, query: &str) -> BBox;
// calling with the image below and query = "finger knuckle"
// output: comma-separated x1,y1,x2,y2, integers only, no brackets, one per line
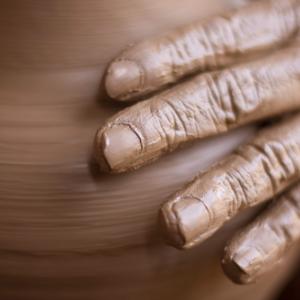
274,0,299,39
224,170,252,216
205,68,261,126
266,188,300,244
153,98,192,149
244,139,300,192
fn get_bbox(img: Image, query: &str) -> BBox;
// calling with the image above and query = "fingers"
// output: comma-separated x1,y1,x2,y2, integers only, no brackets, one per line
159,114,300,249
222,183,300,284
95,46,300,173
105,0,299,101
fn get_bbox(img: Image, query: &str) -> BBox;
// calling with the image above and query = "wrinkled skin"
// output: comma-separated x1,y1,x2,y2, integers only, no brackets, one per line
95,0,300,284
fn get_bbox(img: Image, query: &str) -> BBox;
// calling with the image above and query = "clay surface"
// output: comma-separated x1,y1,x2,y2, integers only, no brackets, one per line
0,0,298,299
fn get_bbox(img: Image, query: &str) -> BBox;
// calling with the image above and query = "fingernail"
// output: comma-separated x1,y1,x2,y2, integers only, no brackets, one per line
105,60,142,101
95,125,142,173
160,196,212,249
223,246,263,284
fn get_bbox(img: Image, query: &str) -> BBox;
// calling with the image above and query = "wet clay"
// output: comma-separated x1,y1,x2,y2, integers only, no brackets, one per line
0,0,298,299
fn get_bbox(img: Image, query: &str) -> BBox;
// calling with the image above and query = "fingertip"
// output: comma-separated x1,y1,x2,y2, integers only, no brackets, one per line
93,128,113,173
222,254,252,284
94,124,143,173
222,245,261,284
105,59,143,101
159,203,186,249
159,196,215,249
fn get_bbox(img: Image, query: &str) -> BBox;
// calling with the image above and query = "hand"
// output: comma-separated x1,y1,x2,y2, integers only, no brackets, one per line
94,0,300,284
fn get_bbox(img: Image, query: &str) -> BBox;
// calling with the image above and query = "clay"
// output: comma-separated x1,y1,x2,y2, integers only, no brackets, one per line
95,45,300,173
160,114,300,249
276,258,300,300
105,0,300,101
0,0,298,299
222,183,300,284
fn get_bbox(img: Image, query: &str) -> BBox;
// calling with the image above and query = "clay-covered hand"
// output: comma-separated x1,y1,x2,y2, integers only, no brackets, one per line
94,0,300,284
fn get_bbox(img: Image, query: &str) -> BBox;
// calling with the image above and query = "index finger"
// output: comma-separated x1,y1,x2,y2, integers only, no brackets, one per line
105,0,299,101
